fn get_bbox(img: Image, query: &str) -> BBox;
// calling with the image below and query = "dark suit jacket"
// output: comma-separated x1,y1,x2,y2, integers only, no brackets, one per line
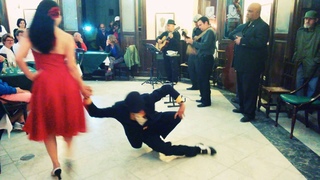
96,30,109,50
229,17,269,73
86,85,180,148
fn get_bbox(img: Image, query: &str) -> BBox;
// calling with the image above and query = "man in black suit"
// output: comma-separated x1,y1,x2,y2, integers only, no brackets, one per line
96,23,109,51
229,3,270,122
84,85,216,158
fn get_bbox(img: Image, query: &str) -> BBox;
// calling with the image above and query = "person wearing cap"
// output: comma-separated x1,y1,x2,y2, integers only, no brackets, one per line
185,14,202,91
84,84,216,158
156,19,181,83
293,10,320,97
227,3,269,122
185,16,216,108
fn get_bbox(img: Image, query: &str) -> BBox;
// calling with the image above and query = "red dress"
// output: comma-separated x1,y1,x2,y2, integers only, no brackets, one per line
24,51,86,141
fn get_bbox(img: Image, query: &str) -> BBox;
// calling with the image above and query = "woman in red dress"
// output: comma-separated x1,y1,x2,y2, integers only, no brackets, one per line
15,0,92,179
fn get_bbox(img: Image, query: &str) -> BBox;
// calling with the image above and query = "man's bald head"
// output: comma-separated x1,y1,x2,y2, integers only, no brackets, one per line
246,3,261,22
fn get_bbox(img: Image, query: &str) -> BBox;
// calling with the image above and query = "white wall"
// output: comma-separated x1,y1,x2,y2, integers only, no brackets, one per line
6,0,42,35
146,0,198,40
243,0,274,24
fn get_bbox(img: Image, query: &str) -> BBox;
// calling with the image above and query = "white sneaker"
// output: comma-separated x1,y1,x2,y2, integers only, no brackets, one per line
196,143,217,156
13,122,24,130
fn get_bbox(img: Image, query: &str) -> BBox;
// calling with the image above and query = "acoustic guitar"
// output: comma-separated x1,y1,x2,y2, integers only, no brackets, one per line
181,29,197,55
155,26,180,51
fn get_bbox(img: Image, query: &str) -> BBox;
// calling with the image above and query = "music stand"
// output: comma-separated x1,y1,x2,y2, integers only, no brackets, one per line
141,43,162,89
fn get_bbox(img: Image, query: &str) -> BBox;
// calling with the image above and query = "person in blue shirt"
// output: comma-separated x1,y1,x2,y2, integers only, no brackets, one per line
104,34,124,79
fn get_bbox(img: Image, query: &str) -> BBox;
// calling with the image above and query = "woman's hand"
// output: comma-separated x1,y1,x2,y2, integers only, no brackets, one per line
81,85,92,98
174,102,185,119
27,70,42,81
0,55,5,62
16,87,30,93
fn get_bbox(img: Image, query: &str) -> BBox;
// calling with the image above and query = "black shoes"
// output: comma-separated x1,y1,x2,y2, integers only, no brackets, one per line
196,100,202,103
197,103,211,107
52,167,62,179
197,143,217,156
232,109,242,113
186,87,199,90
240,116,254,123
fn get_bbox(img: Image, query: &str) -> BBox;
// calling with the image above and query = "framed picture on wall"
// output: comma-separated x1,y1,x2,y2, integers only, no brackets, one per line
23,9,36,28
155,13,174,37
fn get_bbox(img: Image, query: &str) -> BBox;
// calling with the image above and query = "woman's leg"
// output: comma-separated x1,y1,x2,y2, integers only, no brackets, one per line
63,136,73,159
44,134,60,169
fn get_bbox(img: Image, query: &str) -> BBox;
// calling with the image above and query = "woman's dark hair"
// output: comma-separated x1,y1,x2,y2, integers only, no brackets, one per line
29,0,59,54
16,18,27,28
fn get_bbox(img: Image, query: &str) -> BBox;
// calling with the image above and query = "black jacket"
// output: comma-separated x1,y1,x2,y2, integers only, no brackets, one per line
229,18,269,73
86,85,180,148
156,31,181,52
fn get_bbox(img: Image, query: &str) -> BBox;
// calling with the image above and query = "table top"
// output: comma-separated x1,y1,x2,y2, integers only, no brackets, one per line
0,66,35,91
80,51,108,74
0,67,36,77
84,51,108,55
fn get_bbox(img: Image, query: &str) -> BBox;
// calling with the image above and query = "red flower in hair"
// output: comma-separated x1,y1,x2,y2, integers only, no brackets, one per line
48,7,60,19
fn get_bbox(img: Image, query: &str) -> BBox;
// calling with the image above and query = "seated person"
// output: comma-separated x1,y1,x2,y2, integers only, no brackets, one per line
0,33,16,67
13,30,35,62
74,32,87,51
0,78,31,130
105,35,124,78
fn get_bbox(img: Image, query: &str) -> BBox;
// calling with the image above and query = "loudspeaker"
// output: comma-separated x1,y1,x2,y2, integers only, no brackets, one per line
155,54,167,80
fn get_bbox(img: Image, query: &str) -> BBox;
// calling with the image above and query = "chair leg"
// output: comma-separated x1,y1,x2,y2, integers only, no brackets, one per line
275,97,281,127
257,90,262,111
290,107,298,139
266,94,271,118
318,110,320,128
305,110,309,128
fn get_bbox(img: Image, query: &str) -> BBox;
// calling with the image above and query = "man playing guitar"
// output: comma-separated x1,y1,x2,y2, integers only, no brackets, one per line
183,14,202,90
156,19,181,83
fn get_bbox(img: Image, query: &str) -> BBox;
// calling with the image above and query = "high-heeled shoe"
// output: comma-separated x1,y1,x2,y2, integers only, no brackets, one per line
51,167,62,179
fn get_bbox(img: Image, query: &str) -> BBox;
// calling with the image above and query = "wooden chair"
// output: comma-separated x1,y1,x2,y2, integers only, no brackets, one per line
257,59,296,118
275,68,320,139
114,45,140,80
0,97,28,138
113,61,130,80
0,98,28,173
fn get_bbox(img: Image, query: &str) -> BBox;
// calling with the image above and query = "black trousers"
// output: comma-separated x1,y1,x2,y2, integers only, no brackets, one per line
142,112,200,157
197,55,214,105
236,71,261,119
163,55,179,83
188,54,199,89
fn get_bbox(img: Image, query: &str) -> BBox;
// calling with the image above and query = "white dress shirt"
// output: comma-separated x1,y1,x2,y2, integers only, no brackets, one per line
0,45,16,66
13,42,34,62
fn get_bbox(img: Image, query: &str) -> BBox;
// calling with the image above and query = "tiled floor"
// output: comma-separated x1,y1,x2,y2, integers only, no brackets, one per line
0,79,319,179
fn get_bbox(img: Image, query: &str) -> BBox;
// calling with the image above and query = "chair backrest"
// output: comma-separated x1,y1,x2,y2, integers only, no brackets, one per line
291,65,320,96
123,45,140,69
